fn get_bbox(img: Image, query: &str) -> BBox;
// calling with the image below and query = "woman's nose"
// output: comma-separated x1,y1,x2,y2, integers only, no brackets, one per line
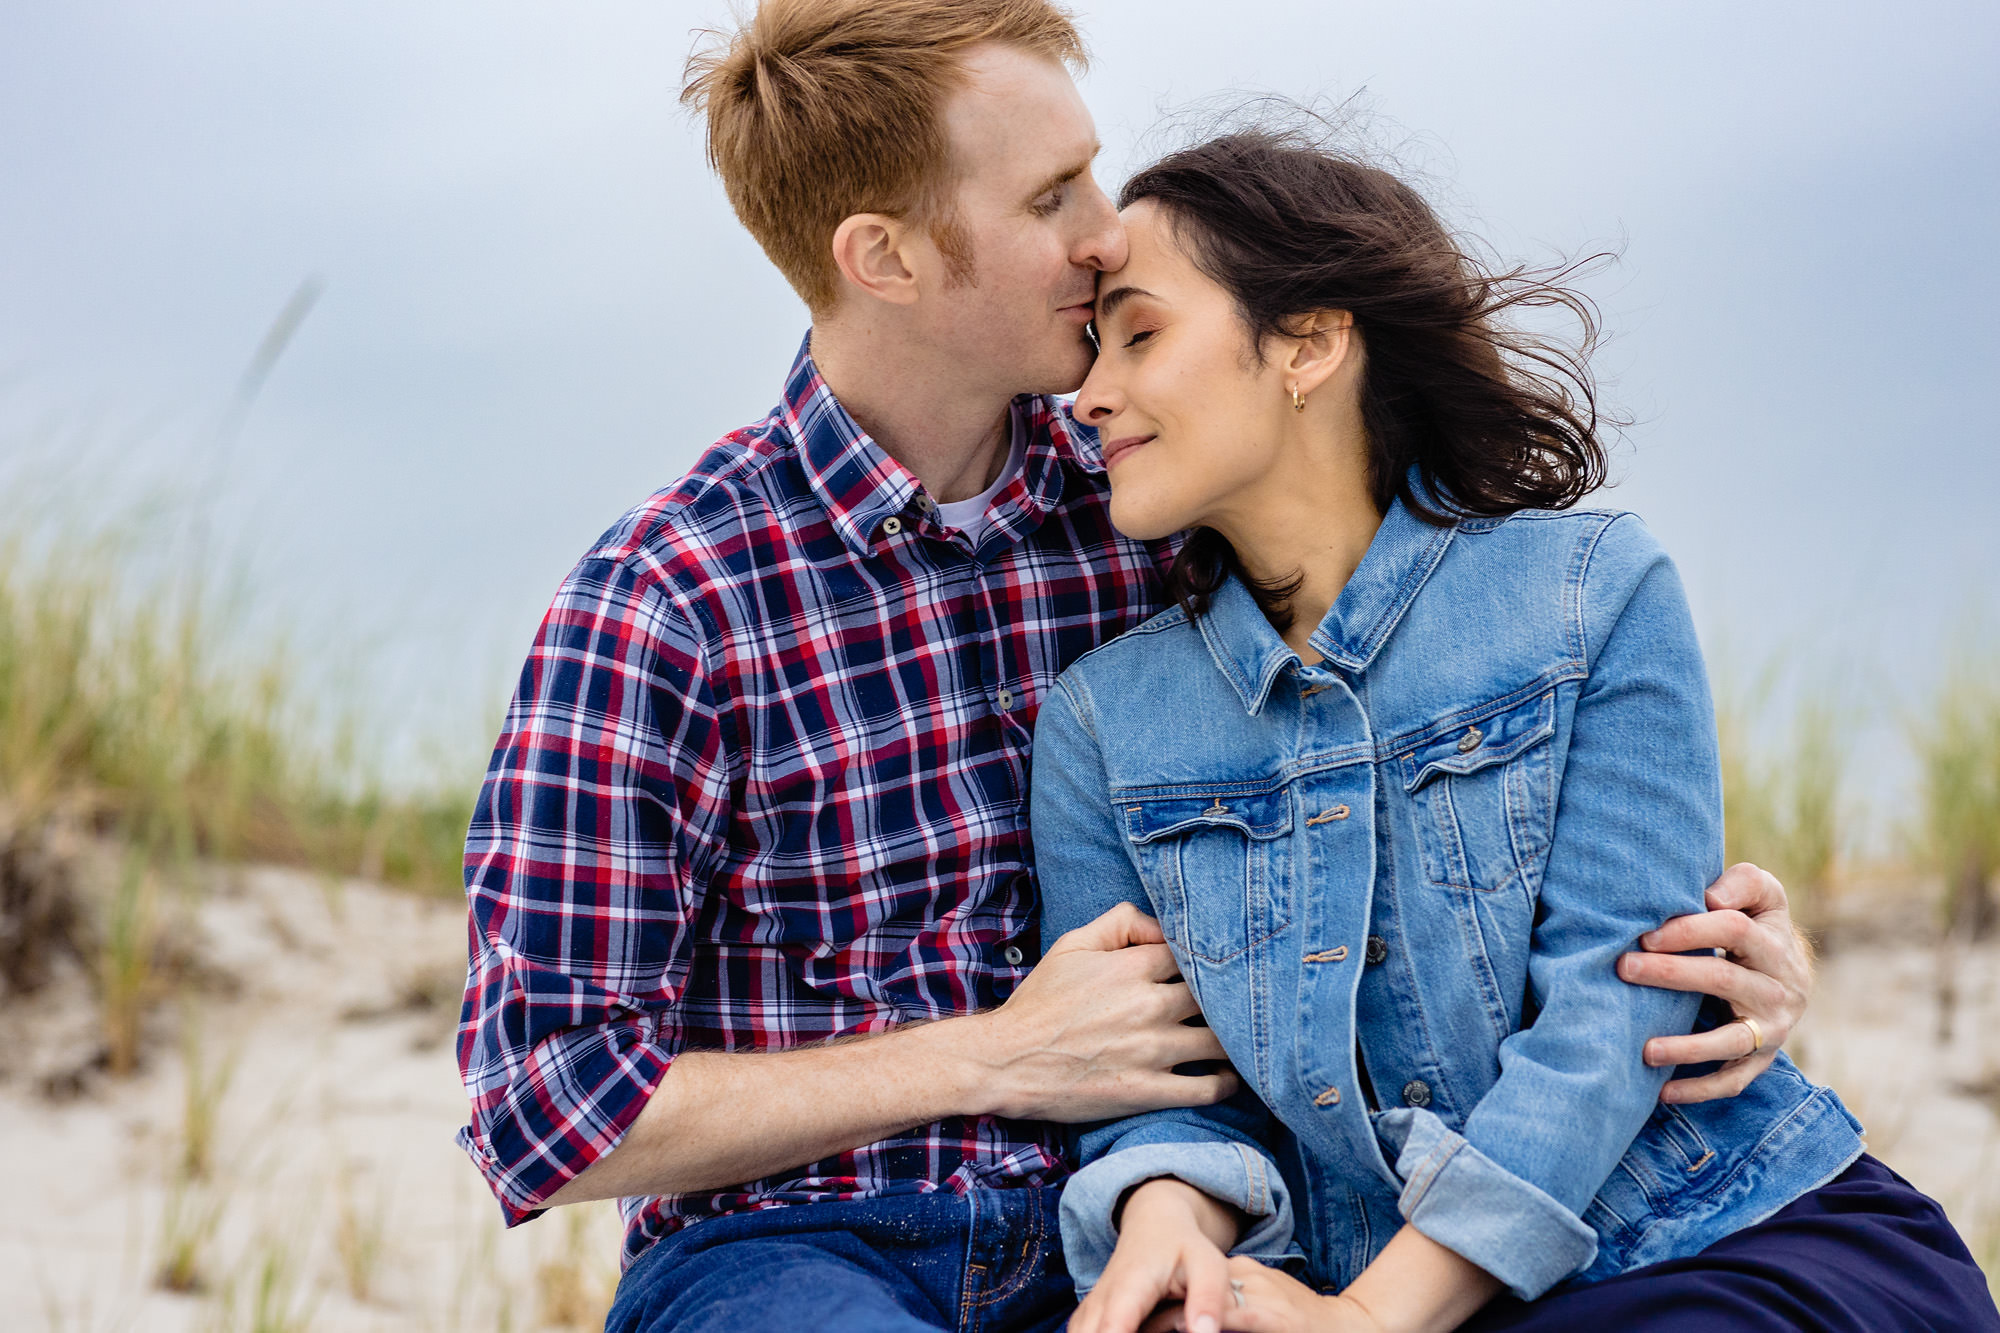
1075,372,1119,424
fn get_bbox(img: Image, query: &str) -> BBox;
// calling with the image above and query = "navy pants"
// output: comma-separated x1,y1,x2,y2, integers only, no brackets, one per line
605,1187,1073,1333
1464,1156,1999,1331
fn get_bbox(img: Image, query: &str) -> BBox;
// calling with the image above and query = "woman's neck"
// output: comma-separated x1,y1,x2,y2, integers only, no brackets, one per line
1210,423,1383,664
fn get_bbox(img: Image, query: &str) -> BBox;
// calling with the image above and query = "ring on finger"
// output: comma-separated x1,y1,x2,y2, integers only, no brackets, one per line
1230,1279,1246,1309
1734,1015,1764,1055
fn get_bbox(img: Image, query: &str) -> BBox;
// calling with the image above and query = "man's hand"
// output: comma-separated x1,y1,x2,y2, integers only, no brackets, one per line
1617,863,1814,1104
966,902,1238,1123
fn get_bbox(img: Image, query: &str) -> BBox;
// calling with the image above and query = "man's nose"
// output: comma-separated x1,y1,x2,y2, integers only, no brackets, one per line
1074,180,1128,272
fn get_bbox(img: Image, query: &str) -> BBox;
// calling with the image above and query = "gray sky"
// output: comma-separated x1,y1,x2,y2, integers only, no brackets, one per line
2,1,1996,786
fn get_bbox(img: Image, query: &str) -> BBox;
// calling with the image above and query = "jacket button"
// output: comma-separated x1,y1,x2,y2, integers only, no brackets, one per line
1456,725,1483,753
1365,935,1388,965
1402,1079,1432,1109
1002,944,1025,966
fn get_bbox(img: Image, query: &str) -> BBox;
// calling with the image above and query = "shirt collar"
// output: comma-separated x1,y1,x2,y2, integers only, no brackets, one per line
1196,489,1458,714
779,332,1101,559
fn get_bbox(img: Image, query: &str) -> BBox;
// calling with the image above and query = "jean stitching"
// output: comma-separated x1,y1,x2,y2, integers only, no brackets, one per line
965,1196,1045,1308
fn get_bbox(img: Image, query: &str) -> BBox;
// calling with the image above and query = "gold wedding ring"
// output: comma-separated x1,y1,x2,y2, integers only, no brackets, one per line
1735,1015,1765,1055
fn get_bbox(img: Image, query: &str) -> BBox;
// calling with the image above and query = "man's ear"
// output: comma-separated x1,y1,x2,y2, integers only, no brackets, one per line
830,213,923,307
1285,310,1358,398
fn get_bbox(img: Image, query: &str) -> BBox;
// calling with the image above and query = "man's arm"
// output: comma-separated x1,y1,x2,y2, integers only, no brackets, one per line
546,902,1234,1205
460,549,1235,1220
1621,862,1813,1103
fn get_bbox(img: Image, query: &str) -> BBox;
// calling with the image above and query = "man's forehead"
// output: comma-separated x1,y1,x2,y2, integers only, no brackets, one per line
943,44,1097,179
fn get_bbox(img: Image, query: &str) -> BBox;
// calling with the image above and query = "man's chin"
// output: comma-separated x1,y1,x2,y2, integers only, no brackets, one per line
1019,336,1096,398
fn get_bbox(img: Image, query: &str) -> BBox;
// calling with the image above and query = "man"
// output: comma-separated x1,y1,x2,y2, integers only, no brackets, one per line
455,3,1813,1329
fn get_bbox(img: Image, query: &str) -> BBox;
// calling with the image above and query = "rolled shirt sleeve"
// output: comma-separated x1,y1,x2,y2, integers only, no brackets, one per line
455,552,730,1223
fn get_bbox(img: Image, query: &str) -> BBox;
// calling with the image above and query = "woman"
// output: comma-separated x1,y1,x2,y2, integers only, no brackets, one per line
1030,126,1999,1333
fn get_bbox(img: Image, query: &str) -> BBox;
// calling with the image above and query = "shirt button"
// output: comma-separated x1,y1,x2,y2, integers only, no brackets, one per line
1002,944,1025,966
1365,935,1388,965
1402,1079,1432,1109
997,688,1015,711
916,494,937,513
881,516,903,536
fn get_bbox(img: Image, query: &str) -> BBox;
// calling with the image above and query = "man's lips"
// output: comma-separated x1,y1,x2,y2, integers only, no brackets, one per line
1058,299,1096,324
1101,434,1155,468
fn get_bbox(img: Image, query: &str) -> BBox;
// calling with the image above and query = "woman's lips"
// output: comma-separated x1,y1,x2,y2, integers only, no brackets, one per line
1101,434,1156,468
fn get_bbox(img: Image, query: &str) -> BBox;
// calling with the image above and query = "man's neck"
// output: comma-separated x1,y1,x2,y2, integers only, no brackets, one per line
809,320,1014,505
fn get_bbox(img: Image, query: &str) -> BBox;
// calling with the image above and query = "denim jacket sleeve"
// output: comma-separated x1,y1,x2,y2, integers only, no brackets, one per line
1032,680,1298,1295
1382,515,1719,1300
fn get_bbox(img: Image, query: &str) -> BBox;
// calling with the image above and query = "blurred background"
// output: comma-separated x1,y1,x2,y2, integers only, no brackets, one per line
2,2,1995,1328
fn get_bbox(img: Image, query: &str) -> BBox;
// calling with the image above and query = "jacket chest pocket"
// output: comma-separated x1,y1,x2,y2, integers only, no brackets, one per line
1118,784,1294,964
1398,692,1557,894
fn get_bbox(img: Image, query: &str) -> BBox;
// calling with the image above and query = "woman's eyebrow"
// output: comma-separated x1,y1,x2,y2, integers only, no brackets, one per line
1095,285,1157,320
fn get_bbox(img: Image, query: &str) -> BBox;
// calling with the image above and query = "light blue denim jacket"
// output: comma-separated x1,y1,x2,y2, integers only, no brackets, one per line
1032,499,1864,1302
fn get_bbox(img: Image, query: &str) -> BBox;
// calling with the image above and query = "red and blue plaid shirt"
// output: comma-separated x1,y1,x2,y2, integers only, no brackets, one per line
457,335,1172,1261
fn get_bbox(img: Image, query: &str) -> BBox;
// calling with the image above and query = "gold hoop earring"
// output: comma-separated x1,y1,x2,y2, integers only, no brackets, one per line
1290,386,1306,413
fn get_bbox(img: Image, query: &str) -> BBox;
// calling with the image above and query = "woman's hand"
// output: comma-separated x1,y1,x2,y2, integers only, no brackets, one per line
1150,1257,1379,1333
1618,862,1813,1102
1072,1178,1241,1333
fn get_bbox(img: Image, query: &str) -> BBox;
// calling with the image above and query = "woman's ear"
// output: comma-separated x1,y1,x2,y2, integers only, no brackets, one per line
830,213,923,307
1285,310,1358,398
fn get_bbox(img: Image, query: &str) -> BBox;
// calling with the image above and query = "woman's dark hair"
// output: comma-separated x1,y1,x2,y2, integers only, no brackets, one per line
1121,121,1611,630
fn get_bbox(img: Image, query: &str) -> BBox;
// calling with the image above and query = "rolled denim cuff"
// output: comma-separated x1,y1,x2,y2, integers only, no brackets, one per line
1059,1141,1296,1295
1381,1108,1597,1300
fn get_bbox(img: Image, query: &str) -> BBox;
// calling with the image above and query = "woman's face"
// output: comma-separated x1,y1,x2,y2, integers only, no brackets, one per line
1074,200,1297,542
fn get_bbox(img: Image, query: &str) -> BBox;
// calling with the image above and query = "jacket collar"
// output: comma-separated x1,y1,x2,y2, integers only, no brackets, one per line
779,332,1101,559
1196,491,1457,715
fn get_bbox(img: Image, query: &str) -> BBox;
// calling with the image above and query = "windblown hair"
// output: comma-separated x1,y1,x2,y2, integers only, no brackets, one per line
682,0,1087,311
1120,121,1613,630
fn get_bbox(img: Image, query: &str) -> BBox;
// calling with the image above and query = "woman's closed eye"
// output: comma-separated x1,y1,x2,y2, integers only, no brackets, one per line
1122,328,1156,349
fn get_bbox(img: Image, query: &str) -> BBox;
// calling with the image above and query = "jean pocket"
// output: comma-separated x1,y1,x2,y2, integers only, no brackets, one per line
1600,1101,1721,1223
1119,780,1294,964
1398,691,1557,893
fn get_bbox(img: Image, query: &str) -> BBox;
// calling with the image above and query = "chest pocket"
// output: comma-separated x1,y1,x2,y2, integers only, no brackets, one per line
1398,692,1557,894
1118,783,1294,964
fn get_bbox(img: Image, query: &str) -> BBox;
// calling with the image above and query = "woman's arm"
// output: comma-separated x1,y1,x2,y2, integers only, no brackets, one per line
1372,516,1721,1304
1032,677,1298,1319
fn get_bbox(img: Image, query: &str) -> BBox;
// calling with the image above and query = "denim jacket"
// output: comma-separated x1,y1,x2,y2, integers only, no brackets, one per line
1031,499,1863,1302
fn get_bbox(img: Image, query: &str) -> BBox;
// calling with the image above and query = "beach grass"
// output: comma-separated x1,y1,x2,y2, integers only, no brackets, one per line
1910,658,2000,939
0,500,476,902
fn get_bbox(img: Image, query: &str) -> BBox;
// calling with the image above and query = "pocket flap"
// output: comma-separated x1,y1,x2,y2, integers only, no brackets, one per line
1401,692,1556,794
1119,784,1294,844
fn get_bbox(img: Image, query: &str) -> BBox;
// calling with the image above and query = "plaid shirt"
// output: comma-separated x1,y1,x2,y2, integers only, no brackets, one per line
457,335,1172,1261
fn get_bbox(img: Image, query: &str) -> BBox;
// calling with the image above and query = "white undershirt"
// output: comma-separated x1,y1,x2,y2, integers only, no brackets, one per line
931,403,1028,548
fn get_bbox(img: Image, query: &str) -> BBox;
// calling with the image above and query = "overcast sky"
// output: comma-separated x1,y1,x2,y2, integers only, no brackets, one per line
2,1,1996,783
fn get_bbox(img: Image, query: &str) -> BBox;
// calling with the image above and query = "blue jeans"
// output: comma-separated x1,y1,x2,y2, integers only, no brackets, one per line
605,1187,1075,1333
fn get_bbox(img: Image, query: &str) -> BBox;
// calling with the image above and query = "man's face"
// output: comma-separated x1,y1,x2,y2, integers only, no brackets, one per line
923,44,1126,396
